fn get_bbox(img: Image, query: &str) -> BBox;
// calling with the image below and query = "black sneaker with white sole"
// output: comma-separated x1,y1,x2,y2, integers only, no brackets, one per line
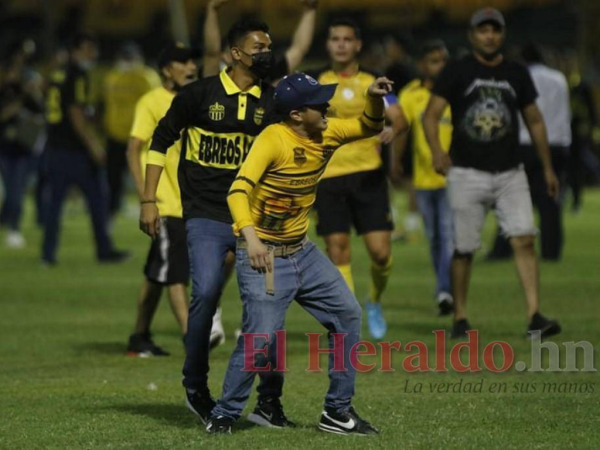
127,333,170,357
206,415,234,435
318,406,379,436
185,389,216,424
527,312,561,339
247,397,296,428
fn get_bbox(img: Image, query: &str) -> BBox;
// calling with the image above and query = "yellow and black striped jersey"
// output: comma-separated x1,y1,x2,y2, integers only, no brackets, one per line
227,94,384,243
306,67,382,178
148,68,277,223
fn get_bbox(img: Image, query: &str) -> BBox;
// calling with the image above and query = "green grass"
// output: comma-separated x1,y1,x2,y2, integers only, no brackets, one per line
1,191,599,449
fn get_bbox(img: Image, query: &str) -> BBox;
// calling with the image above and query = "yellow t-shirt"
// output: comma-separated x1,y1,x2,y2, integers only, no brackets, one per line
313,69,382,179
227,95,384,243
104,65,161,143
399,80,452,190
130,87,182,218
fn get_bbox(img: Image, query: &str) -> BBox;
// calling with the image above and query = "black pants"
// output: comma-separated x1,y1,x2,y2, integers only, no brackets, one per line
106,138,128,217
489,146,568,261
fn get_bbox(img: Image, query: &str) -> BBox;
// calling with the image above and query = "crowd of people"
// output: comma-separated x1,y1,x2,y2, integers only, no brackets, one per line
1,0,599,437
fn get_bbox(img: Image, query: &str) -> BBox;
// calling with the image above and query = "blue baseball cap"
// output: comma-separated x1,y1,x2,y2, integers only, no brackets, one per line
274,73,337,112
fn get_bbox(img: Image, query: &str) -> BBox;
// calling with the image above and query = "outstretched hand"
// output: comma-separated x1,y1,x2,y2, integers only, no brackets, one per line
368,77,394,97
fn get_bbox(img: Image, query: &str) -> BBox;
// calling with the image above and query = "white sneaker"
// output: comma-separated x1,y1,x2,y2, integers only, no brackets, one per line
6,231,26,249
209,307,225,350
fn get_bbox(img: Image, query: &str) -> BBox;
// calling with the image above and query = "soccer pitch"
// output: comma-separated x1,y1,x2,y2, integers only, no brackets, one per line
1,191,598,449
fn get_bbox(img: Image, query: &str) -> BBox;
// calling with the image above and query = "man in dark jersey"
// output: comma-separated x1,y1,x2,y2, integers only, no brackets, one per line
139,19,288,427
423,8,561,339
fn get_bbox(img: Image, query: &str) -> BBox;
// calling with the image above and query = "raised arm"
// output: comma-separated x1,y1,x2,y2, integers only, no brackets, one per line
202,0,230,78
522,102,559,198
285,0,319,72
423,94,451,174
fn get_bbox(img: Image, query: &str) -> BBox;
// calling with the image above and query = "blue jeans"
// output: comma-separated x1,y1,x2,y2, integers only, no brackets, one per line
415,189,453,296
42,147,113,262
0,151,32,231
212,240,362,420
182,218,281,399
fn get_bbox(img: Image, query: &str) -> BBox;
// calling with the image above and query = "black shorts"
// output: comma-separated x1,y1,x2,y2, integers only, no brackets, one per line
315,169,394,236
144,217,190,285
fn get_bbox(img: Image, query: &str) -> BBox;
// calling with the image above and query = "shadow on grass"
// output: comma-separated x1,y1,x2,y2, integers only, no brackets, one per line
74,341,126,355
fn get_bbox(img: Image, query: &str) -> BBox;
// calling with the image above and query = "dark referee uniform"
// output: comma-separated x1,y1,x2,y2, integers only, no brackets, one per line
42,63,115,263
147,68,279,393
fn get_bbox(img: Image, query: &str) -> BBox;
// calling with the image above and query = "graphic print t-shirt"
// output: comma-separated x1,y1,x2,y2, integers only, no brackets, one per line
432,55,537,172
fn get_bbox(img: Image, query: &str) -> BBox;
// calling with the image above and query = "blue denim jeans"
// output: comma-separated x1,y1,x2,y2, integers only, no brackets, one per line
182,218,282,400
0,151,32,231
212,240,362,420
415,188,453,296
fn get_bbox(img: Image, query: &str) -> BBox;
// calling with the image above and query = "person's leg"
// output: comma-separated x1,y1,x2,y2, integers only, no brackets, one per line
362,231,392,302
167,284,188,334
211,247,296,421
75,158,114,258
41,150,72,263
133,280,163,335
315,176,354,291
9,154,31,233
435,188,454,298
415,190,440,292
182,218,237,392
446,168,490,331
106,139,127,217
509,235,539,319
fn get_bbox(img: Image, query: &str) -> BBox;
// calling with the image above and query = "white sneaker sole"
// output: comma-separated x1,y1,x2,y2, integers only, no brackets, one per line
186,397,208,424
247,412,283,428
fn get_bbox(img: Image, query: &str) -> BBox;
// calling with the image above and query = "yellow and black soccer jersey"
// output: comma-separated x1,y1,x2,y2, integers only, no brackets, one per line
227,94,384,244
306,67,382,179
399,80,452,190
130,86,182,218
148,68,277,223
45,63,91,152
104,65,160,143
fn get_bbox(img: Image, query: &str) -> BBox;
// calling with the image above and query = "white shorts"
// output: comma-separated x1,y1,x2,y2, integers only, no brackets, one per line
447,166,536,253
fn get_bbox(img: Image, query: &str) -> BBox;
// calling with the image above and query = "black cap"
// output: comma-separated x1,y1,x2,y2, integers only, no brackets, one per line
157,43,200,68
274,73,337,112
470,8,505,28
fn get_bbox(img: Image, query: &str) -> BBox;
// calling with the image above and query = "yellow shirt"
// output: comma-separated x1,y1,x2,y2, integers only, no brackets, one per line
130,87,182,218
104,64,160,143
228,95,384,243
312,69,382,178
399,80,452,190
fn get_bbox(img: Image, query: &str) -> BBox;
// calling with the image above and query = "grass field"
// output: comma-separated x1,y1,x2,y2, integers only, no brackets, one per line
1,190,599,449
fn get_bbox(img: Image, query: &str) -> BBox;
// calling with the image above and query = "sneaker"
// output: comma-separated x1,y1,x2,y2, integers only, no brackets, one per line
127,333,170,357
527,313,561,339
366,301,387,340
6,231,26,249
206,415,233,435
209,307,226,350
247,397,296,428
437,292,454,316
318,406,379,436
186,389,216,424
451,318,471,339
98,250,131,264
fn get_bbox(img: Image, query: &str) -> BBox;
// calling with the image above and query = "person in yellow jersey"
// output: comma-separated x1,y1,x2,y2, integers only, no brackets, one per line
306,18,401,340
103,42,160,218
394,40,454,316
205,73,392,435
126,43,225,356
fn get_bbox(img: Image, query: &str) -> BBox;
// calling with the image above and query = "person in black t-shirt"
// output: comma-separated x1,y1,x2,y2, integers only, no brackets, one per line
423,8,561,339
42,33,129,265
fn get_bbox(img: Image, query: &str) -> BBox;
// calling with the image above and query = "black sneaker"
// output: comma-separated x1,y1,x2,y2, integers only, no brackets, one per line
127,333,170,357
247,397,296,428
98,250,131,264
437,293,454,316
451,318,471,339
318,406,379,436
185,389,216,424
527,313,561,339
206,415,234,435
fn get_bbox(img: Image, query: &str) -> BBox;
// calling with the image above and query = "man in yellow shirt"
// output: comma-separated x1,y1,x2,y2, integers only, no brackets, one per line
126,43,208,357
306,18,399,340
206,73,392,435
396,40,454,316
103,42,160,217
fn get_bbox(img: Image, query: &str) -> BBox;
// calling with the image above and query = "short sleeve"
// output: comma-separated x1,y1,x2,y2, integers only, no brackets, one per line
130,95,156,141
517,65,538,109
64,71,88,107
398,89,414,125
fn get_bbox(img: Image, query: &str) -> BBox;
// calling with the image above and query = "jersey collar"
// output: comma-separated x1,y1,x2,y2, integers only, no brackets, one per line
220,68,262,99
